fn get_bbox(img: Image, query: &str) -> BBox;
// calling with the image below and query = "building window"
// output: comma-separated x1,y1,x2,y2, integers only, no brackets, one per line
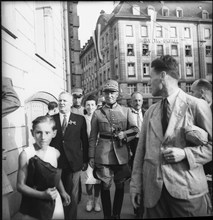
132,5,140,15
141,25,148,37
186,63,193,76
184,27,191,38
142,83,151,94
202,10,209,19
127,44,134,56
100,73,102,85
176,7,183,17
206,46,212,56
171,45,178,56
103,71,106,82
107,50,109,61
127,84,137,94
185,45,192,56
127,63,136,77
142,44,150,56
170,27,177,38
126,25,133,37
114,27,117,40
162,7,169,16
35,5,55,65
207,63,212,75
204,28,211,39
114,46,118,58
157,45,164,56
156,26,163,38
143,63,150,77
115,64,118,78
106,33,109,45
186,83,192,93
107,68,110,79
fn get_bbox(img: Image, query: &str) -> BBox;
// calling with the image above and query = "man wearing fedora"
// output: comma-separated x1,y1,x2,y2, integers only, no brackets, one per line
89,79,139,219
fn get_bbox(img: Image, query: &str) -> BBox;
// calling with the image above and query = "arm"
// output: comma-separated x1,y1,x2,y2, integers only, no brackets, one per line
55,149,71,205
2,77,21,118
130,111,148,207
16,151,57,200
88,111,99,168
122,107,139,142
81,116,89,170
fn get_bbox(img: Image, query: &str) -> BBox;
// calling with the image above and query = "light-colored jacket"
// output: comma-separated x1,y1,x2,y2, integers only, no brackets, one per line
89,103,139,164
130,89,212,208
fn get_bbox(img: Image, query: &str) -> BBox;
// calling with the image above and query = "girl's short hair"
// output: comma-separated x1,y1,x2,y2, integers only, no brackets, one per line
32,115,56,131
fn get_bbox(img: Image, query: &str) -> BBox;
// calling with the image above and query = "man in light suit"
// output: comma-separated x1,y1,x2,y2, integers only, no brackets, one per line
130,55,212,218
50,91,88,219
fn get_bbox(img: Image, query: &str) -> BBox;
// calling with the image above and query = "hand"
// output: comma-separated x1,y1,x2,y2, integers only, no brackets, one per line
131,192,141,209
44,187,58,200
162,147,186,163
89,158,95,169
82,163,88,171
117,131,126,140
61,191,71,206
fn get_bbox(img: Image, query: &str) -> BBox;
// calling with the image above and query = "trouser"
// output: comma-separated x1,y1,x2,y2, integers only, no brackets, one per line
94,163,131,218
101,182,124,218
144,184,212,218
61,169,81,220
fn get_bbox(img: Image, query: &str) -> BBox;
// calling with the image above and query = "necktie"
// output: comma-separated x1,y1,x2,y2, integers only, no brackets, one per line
62,114,67,135
161,98,170,135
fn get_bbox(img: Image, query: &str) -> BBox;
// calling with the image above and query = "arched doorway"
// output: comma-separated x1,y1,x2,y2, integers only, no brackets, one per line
25,91,58,145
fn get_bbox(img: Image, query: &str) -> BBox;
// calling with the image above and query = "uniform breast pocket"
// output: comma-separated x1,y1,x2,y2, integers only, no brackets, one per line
99,118,111,132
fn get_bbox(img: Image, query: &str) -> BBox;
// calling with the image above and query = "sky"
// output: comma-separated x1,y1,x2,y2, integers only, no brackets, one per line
77,1,117,48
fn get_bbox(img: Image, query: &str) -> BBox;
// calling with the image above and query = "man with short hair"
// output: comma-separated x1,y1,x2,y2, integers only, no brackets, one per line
89,80,139,219
47,101,58,116
191,78,213,207
191,78,212,110
130,55,212,218
50,91,89,219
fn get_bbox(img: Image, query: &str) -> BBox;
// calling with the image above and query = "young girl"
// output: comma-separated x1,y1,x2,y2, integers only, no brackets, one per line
17,115,70,220
81,95,101,212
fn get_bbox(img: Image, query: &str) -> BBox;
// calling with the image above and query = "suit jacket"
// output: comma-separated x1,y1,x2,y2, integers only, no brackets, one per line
130,89,212,208
50,113,89,172
89,103,139,165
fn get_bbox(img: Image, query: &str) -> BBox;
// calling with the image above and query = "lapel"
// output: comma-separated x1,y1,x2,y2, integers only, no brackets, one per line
163,90,189,142
150,102,164,142
64,113,77,136
150,90,189,143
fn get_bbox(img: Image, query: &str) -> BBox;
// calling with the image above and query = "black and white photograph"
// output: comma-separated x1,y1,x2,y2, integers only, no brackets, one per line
2,1,212,219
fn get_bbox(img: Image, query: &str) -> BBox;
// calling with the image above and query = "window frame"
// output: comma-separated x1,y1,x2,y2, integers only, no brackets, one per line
157,44,164,56
127,62,136,78
185,45,192,57
185,63,193,77
127,44,135,56
143,63,150,77
206,46,212,57
126,25,133,37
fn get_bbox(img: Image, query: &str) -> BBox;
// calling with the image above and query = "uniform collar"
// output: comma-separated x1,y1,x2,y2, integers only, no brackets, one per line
105,102,118,109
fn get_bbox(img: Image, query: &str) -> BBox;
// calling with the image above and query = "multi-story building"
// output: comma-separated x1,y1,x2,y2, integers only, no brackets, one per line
80,1,212,108
1,1,80,218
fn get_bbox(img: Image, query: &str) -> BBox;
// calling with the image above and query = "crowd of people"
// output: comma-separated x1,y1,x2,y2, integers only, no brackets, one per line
3,55,211,219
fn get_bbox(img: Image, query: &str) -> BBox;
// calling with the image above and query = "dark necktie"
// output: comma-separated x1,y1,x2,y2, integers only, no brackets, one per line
162,98,169,135
62,114,67,135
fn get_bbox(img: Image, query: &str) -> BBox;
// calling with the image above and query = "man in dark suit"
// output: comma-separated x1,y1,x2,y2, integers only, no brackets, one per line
50,91,88,219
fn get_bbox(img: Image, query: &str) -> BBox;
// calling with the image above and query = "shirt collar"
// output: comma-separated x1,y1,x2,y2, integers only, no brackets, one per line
166,88,180,108
131,107,142,114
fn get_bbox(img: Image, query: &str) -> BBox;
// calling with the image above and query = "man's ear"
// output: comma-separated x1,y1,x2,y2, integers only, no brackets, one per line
160,71,166,80
52,129,57,138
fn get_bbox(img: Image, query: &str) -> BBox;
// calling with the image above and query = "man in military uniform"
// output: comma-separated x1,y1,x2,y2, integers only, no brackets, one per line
89,80,139,219
71,88,85,116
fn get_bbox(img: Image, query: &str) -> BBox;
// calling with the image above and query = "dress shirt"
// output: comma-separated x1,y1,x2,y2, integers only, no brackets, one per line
59,112,70,126
166,88,181,114
131,108,143,137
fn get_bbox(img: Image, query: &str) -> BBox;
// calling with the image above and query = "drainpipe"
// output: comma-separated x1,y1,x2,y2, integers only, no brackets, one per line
64,2,71,92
